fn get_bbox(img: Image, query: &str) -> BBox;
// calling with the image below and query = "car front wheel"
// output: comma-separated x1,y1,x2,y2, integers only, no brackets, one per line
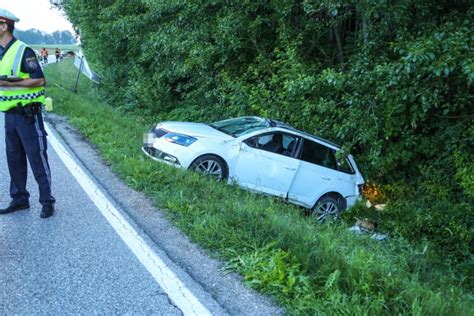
311,196,343,221
190,155,228,181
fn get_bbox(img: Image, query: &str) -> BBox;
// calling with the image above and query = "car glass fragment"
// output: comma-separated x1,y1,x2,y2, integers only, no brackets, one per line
230,123,270,137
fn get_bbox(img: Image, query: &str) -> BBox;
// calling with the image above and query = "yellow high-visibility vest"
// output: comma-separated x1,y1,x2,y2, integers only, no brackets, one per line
0,40,45,112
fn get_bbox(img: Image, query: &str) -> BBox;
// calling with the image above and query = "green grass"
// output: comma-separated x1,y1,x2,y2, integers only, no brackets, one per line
44,60,473,315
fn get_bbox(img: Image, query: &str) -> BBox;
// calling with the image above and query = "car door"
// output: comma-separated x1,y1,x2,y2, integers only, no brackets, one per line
287,138,357,208
232,132,300,198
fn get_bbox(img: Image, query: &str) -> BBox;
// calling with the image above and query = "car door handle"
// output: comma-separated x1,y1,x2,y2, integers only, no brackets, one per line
321,176,332,181
284,166,296,170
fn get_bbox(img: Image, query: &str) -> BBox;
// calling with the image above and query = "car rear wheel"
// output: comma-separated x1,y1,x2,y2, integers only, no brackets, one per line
190,155,228,181
311,196,343,221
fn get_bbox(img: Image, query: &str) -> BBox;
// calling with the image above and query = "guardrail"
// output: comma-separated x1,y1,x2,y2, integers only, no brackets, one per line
73,52,101,92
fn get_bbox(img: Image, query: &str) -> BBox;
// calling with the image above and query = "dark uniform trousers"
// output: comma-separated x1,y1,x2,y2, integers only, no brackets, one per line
4,110,55,206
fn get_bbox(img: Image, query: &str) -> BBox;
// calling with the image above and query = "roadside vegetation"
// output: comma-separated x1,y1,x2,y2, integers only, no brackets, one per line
45,58,472,314
14,29,76,46
47,0,472,313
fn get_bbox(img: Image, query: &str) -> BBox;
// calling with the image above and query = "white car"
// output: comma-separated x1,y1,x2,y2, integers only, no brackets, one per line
142,116,365,220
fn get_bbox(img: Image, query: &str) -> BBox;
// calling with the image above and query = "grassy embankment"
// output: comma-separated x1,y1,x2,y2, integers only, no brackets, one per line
44,59,473,315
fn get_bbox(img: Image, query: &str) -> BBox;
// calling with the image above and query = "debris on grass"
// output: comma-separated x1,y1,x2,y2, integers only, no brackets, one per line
349,218,390,241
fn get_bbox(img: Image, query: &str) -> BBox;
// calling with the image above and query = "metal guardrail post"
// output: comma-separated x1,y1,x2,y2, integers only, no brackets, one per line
73,56,84,93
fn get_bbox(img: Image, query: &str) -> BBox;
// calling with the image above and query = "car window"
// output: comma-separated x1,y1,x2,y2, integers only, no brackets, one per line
257,134,273,147
245,132,299,157
300,139,338,170
337,157,355,174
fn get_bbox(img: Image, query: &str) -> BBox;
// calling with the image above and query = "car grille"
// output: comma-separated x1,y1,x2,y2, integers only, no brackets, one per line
142,146,180,165
143,146,161,158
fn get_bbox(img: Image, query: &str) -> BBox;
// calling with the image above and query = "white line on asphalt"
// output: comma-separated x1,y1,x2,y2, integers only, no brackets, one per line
44,123,212,316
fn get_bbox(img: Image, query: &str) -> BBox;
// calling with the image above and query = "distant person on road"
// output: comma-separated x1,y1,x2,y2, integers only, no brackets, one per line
0,8,56,218
41,47,48,65
55,47,60,62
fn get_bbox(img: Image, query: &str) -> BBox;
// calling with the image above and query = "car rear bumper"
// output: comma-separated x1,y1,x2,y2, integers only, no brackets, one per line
345,195,361,208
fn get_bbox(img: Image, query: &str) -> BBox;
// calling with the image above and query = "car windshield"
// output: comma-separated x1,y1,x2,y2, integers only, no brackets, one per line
209,117,270,137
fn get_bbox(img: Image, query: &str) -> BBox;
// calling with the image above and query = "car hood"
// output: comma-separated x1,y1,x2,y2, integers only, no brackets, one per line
157,122,234,140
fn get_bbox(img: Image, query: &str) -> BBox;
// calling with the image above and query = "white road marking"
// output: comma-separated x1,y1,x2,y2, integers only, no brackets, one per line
44,123,212,316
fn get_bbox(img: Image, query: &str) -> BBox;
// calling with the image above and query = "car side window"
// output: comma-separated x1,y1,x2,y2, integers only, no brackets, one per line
300,139,338,170
337,157,355,174
245,132,299,157
244,136,259,148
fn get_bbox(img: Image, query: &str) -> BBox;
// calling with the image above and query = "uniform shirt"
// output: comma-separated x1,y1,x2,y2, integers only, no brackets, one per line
0,38,44,79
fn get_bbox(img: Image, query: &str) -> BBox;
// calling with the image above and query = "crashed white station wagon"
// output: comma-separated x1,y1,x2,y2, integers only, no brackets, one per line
142,116,365,220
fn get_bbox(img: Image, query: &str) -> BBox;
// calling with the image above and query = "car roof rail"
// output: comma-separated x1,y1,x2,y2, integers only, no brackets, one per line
278,124,341,149
261,117,341,149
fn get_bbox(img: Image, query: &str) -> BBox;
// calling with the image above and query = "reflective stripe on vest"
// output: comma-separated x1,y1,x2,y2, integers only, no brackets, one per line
0,40,45,111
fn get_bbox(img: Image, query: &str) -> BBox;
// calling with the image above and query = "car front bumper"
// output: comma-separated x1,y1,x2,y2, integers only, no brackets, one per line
142,146,181,166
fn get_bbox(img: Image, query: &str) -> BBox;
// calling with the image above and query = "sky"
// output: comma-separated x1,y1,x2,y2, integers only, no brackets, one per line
2,0,74,33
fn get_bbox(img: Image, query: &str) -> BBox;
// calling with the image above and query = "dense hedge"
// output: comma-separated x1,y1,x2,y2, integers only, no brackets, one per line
59,1,472,278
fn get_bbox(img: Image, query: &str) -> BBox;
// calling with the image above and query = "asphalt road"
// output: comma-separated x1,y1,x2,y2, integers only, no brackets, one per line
0,112,283,315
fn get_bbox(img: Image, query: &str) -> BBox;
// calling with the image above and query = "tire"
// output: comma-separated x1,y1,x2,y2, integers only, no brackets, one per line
311,196,343,222
190,155,228,181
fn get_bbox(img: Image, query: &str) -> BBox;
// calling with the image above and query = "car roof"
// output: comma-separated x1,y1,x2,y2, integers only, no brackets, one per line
215,116,342,149
266,119,341,149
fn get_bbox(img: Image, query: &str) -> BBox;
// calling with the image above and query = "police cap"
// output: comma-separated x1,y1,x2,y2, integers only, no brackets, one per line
0,8,20,25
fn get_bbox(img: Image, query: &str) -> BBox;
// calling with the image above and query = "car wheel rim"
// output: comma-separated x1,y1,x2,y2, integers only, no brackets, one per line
195,160,223,180
314,201,339,221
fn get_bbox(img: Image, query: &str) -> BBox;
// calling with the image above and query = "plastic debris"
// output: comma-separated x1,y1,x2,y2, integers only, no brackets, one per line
348,218,390,241
370,233,390,241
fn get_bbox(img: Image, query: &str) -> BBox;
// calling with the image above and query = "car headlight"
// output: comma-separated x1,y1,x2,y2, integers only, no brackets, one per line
163,133,197,147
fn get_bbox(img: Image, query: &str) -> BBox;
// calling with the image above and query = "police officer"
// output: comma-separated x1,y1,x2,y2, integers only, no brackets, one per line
0,8,55,218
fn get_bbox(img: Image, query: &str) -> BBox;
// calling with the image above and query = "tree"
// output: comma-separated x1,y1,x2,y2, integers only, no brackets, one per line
14,29,77,45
